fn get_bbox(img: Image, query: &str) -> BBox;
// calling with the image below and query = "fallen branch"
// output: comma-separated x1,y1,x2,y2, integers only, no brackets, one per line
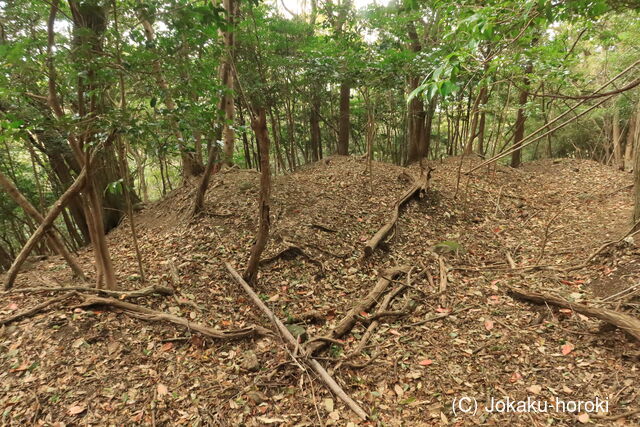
2,285,174,299
363,175,427,258
224,262,368,420
79,296,270,340
508,287,640,341
336,270,415,372
0,292,77,326
306,266,410,354
438,256,448,307
363,310,407,323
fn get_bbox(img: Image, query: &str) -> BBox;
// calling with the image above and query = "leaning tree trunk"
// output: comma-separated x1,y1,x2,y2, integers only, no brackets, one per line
0,170,85,281
243,108,271,285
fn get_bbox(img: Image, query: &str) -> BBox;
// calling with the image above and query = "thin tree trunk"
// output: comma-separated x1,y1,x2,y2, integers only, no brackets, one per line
613,108,623,170
4,166,88,290
220,0,238,166
0,170,85,281
310,96,321,161
243,108,271,285
510,66,532,168
337,82,350,155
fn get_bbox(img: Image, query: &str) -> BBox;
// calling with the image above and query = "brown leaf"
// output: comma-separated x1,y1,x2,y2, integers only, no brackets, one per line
157,383,168,397
561,343,574,356
68,405,86,416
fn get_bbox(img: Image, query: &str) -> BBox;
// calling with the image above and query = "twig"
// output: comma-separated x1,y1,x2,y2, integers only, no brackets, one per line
505,252,516,269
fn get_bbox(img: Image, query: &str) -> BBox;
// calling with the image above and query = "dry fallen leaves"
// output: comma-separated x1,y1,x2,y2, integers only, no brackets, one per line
157,383,169,397
67,404,86,416
561,343,575,356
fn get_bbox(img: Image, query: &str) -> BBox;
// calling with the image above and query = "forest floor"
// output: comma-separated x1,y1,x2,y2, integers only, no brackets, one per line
1,155,639,426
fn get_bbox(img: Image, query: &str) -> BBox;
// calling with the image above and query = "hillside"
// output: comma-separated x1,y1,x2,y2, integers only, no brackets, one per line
1,156,639,426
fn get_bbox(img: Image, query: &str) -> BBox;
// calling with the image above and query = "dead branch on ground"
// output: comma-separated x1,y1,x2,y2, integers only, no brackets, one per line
225,262,369,420
508,287,640,341
2,285,174,299
438,256,448,307
78,296,270,340
306,266,410,354
1,292,77,326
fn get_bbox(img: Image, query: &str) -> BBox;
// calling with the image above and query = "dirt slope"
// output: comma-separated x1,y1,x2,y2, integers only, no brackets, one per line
1,156,638,426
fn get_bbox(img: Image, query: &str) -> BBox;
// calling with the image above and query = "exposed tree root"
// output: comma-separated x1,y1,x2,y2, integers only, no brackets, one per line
284,310,325,325
306,266,410,354
508,287,640,341
259,243,324,273
3,285,174,299
224,261,369,420
363,175,427,258
78,296,270,340
1,292,77,326
308,223,337,233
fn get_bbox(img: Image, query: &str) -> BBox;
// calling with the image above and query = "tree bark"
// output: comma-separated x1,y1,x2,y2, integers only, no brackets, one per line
243,108,271,284
310,96,322,161
625,100,639,171
510,66,532,168
337,82,351,155
612,108,624,170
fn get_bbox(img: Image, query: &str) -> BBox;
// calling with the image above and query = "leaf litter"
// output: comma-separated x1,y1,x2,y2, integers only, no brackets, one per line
0,156,638,426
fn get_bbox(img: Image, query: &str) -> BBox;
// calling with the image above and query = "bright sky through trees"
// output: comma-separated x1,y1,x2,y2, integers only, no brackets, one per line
276,0,390,16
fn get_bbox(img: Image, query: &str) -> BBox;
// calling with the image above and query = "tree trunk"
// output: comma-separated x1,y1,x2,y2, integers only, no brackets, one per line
510,67,532,168
613,108,623,170
635,133,640,225
4,164,88,290
337,82,350,155
310,96,322,161
138,15,204,178
0,243,11,272
0,170,85,281
625,101,639,171
243,108,271,285
220,0,238,166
